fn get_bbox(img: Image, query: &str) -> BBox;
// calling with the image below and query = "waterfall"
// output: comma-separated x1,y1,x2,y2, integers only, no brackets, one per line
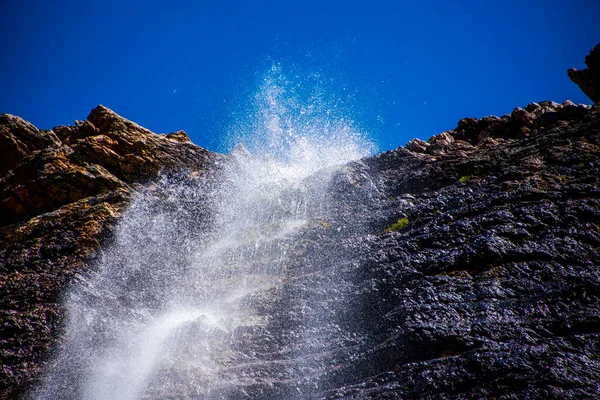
32,65,375,399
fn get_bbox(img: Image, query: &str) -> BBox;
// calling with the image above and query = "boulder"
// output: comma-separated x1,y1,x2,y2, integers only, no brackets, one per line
568,42,600,103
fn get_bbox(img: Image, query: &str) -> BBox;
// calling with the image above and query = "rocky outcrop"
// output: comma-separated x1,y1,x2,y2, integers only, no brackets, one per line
569,43,600,103
0,106,219,398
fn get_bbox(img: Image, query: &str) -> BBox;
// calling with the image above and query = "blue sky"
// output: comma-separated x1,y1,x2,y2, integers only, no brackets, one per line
2,1,599,153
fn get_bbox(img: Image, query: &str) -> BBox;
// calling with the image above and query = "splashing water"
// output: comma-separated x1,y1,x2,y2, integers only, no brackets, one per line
32,65,375,399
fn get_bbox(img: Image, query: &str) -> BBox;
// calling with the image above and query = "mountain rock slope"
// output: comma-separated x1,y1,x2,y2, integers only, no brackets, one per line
0,106,219,398
1,46,599,399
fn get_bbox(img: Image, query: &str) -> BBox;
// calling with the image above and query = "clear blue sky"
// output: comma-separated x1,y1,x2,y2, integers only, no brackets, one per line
2,1,599,153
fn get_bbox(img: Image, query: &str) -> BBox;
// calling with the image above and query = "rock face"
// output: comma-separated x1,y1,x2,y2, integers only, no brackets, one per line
2,48,600,398
320,99,600,399
0,106,219,399
569,43,600,103
232,98,598,399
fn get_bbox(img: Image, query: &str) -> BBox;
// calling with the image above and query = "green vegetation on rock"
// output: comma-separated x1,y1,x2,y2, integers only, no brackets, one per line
386,217,410,232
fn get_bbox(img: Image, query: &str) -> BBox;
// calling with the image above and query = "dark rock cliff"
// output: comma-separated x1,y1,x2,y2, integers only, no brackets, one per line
569,43,600,103
321,99,600,399
1,46,599,399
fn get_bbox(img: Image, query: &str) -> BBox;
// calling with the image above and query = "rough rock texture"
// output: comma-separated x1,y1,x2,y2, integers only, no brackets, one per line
569,43,600,103
316,99,600,399
0,106,219,399
175,99,599,400
2,48,600,399
219,99,599,399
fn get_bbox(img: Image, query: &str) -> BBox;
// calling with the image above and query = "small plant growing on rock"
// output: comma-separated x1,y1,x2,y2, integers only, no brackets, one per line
458,175,472,183
386,217,410,232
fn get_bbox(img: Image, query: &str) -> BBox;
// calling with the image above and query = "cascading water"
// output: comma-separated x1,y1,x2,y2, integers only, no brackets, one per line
32,65,376,399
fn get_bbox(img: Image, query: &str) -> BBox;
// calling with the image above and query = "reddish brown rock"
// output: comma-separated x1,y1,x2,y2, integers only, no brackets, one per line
0,106,220,399
0,114,61,177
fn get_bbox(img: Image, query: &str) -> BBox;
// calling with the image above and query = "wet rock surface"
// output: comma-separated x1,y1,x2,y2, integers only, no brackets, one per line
2,50,600,398
317,100,600,399
188,98,600,399
0,106,219,398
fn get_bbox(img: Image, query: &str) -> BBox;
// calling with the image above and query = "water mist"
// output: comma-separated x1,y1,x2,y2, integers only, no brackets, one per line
32,64,375,399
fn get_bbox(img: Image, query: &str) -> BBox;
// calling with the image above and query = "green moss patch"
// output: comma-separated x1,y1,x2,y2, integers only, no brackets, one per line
386,217,410,232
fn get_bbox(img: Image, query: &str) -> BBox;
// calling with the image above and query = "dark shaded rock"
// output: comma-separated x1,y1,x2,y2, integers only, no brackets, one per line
316,101,600,399
183,99,599,399
569,43,600,103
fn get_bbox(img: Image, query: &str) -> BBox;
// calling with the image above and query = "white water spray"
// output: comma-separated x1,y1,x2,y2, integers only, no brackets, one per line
32,65,374,399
